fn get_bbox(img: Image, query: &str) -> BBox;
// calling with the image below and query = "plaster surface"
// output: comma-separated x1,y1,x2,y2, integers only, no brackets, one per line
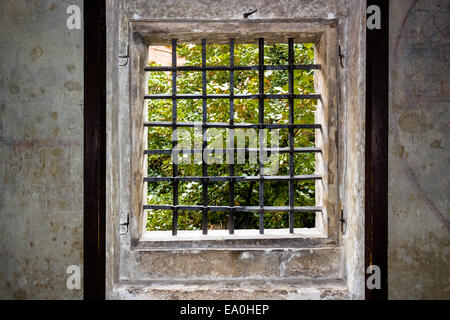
113,279,348,300
0,0,83,299
388,0,450,299
1,0,447,301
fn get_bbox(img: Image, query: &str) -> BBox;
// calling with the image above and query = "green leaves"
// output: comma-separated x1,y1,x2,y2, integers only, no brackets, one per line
146,42,317,231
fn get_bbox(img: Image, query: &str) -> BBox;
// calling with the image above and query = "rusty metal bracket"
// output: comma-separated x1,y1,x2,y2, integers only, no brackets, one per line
338,45,345,68
340,208,346,235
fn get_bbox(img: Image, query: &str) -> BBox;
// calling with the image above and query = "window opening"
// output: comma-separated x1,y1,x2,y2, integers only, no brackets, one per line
144,38,322,236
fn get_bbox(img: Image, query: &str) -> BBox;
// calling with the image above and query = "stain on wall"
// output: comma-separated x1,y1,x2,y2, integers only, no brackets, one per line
389,0,450,299
0,0,83,299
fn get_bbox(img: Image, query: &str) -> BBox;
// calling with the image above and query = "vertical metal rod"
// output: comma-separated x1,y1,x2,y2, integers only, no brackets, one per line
201,39,208,235
229,39,235,234
171,39,179,235
258,38,265,234
288,38,295,233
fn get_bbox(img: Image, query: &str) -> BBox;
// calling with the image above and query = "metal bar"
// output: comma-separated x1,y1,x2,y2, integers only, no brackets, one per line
145,38,323,236
229,38,235,235
288,38,295,234
171,39,178,236
145,93,321,100
145,147,321,155
201,39,208,235
144,121,321,129
144,175,322,182
145,64,321,72
258,38,265,234
144,205,322,212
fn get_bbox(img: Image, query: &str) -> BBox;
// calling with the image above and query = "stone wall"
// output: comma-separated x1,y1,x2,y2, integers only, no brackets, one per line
0,0,83,299
1,0,447,300
388,0,450,299
337,0,366,300
106,0,366,300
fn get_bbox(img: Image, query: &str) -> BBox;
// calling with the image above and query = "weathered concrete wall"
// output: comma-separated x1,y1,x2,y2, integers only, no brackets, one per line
106,0,121,300
4,0,447,301
0,0,83,299
114,280,348,300
107,0,366,300
0,0,446,301
337,0,366,300
388,0,450,299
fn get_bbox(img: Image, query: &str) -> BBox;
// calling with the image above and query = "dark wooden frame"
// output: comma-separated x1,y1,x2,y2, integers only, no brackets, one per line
83,0,106,300
365,0,389,300
82,0,389,300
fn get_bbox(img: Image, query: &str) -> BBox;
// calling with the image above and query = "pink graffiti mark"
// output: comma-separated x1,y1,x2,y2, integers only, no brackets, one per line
392,0,450,228
391,106,450,229
394,0,419,57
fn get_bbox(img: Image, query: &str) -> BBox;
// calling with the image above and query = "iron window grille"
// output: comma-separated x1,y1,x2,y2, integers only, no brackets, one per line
143,38,322,236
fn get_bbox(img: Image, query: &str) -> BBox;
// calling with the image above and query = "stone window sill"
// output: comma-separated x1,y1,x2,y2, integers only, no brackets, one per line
133,227,334,250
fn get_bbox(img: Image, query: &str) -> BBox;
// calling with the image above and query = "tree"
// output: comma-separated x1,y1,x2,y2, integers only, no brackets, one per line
146,42,317,231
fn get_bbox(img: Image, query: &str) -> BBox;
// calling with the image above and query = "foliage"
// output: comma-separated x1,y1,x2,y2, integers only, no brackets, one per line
146,42,317,231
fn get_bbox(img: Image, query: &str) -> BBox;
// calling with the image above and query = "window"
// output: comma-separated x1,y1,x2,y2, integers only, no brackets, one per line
108,12,365,300
127,21,338,249
144,38,324,238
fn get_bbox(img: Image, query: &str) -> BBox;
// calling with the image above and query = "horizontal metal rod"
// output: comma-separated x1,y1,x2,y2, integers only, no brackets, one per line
144,121,321,129
145,93,320,100
143,205,322,212
144,175,321,182
144,147,321,155
144,64,321,72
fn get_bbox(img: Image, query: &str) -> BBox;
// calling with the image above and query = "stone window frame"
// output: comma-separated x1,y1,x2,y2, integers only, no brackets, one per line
128,20,339,250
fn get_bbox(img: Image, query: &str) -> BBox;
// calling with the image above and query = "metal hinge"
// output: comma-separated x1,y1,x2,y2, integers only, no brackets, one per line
340,208,346,235
119,212,129,235
338,45,345,69
118,44,129,67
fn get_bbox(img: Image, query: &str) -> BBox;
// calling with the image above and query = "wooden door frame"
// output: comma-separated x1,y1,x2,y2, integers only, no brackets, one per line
83,0,106,300
365,0,389,300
